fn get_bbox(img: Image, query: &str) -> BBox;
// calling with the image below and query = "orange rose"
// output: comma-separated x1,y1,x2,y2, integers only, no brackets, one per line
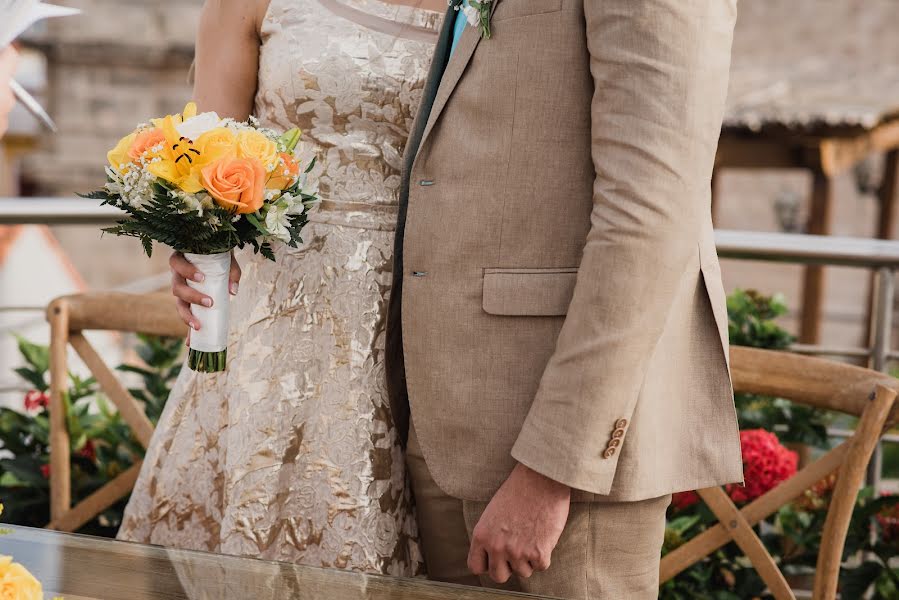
128,127,166,162
266,152,301,190
201,156,266,214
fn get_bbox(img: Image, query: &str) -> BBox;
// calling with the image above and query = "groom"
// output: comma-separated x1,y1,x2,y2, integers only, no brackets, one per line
386,0,743,597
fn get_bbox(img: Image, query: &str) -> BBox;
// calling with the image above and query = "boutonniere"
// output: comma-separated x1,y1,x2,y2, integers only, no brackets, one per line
455,0,493,40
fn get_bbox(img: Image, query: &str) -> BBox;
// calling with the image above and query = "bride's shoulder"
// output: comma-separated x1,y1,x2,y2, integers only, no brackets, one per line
202,0,271,32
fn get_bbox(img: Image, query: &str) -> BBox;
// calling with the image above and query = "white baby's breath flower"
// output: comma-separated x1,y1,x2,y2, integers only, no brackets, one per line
114,163,157,208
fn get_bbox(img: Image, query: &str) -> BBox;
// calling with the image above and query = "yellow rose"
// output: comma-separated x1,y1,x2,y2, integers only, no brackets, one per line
107,132,137,172
0,556,43,600
236,130,278,172
195,127,237,165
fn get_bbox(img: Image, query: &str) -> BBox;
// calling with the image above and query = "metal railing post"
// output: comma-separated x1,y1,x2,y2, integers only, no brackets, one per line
867,266,895,489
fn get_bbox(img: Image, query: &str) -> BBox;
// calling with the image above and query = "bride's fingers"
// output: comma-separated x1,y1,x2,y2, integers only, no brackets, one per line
169,252,204,283
229,254,241,295
175,298,200,331
172,276,212,309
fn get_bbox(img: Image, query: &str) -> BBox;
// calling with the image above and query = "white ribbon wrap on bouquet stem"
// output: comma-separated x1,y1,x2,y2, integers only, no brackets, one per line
184,252,231,353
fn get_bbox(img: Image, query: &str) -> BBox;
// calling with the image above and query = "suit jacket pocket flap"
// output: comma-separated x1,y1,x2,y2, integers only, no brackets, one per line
482,268,578,316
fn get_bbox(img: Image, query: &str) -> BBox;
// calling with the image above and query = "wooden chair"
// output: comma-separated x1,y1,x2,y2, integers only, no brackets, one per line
660,346,899,600
45,292,187,532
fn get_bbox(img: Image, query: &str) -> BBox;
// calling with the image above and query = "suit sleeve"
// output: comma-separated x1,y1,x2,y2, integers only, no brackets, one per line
510,0,738,494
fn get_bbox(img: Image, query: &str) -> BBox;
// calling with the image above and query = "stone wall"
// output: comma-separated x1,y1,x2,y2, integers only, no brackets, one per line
21,0,203,194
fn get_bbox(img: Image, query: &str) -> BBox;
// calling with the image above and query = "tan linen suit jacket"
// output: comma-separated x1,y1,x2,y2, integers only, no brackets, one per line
386,0,744,502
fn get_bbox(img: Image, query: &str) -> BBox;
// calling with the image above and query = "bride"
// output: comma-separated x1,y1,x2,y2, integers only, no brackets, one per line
117,0,446,576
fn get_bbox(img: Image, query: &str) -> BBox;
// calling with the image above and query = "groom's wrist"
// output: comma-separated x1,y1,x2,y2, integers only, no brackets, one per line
513,461,571,496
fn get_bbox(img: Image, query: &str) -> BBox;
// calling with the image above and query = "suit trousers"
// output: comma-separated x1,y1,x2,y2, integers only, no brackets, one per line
407,425,671,599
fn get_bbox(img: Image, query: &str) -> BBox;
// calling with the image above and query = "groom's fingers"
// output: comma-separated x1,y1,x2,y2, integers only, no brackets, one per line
467,540,488,577
487,555,512,584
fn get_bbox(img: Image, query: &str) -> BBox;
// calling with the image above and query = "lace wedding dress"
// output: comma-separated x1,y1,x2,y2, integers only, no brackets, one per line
117,0,442,576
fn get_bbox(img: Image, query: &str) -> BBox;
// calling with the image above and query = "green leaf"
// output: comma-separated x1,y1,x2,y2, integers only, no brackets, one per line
13,367,47,391
14,334,50,372
841,561,886,599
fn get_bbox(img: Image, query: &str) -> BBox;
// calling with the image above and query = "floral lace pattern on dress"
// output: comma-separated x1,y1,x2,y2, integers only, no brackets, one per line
117,0,441,577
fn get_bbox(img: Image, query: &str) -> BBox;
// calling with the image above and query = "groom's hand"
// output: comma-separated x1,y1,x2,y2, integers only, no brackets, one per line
170,251,242,335
468,463,570,583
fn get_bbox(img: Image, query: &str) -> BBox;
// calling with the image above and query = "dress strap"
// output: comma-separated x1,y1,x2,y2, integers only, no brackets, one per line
316,0,441,43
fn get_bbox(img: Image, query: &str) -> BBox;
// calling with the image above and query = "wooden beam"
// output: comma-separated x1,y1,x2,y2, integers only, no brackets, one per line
819,120,899,176
45,463,142,533
697,487,795,600
800,170,834,344
729,347,898,419
813,384,897,600
47,298,71,523
69,333,155,449
63,292,187,337
715,138,808,170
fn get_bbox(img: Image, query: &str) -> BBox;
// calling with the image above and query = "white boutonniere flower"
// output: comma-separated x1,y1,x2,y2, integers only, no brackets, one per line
452,0,492,40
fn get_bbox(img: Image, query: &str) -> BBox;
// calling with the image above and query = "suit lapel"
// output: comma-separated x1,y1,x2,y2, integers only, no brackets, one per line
414,0,501,162
403,5,455,172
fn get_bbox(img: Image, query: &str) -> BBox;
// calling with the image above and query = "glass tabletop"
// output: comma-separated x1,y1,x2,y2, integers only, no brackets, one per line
0,525,553,600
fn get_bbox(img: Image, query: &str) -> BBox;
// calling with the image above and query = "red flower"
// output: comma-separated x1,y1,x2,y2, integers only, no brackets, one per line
726,429,798,504
77,440,96,462
876,495,899,545
23,390,49,412
672,490,700,511
40,464,50,479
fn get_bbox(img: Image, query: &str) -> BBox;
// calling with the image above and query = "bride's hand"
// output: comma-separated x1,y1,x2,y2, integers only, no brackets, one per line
169,251,242,335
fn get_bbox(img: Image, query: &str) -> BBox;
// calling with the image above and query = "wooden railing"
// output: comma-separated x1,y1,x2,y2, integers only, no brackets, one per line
45,292,186,532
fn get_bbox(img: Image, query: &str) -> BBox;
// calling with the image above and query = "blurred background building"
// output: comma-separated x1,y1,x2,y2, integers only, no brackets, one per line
1,0,899,405
1,0,202,406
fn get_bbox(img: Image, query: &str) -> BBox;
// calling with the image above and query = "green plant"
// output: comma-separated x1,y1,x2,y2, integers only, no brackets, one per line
728,289,832,447
0,334,182,536
662,289,899,599
840,491,899,598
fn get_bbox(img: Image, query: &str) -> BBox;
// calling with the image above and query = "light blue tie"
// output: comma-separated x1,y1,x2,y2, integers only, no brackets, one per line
449,0,470,57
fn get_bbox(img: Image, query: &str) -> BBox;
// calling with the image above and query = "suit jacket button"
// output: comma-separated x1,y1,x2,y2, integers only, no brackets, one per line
603,447,616,459
611,428,625,439
615,418,628,430
608,438,621,448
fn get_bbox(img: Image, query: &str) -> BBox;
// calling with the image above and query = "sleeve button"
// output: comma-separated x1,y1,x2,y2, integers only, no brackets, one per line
615,418,628,429
602,447,616,459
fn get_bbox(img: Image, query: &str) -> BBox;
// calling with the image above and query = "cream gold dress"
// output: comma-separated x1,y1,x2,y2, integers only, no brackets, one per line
118,0,442,576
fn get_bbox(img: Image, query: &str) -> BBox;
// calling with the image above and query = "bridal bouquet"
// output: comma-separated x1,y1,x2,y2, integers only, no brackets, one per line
83,102,318,373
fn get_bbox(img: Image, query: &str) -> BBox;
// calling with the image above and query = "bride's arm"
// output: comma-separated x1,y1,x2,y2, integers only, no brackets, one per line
192,0,264,118
170,0,264,331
